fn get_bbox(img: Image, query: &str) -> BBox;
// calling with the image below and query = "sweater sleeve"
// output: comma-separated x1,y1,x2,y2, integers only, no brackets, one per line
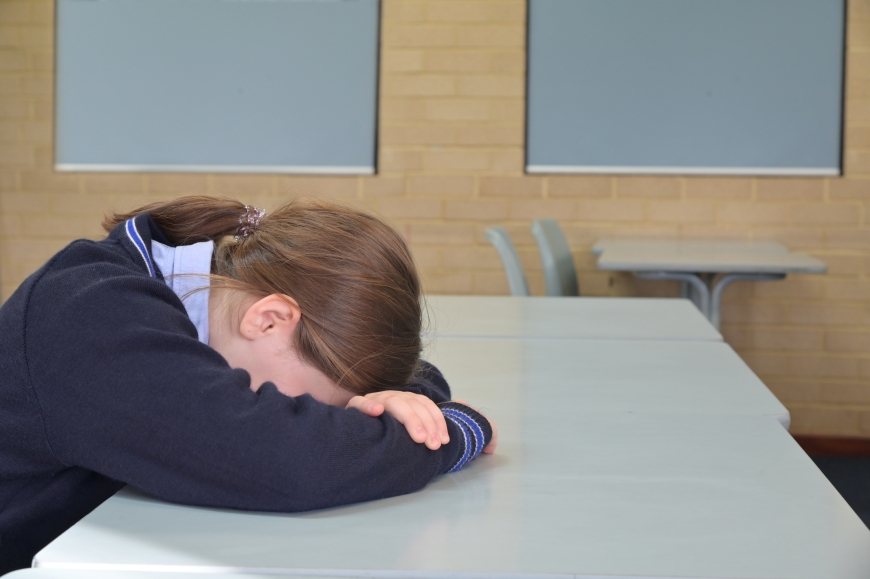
396,360,452,403
24,257,491,513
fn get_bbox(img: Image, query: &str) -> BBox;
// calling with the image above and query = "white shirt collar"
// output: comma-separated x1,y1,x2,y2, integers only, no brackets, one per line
151,240,213,345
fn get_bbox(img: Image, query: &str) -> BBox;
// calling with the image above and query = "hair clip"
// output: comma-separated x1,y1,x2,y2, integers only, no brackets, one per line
235,205,267,242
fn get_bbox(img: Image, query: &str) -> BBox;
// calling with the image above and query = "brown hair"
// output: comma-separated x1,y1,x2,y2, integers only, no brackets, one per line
103,196,422,395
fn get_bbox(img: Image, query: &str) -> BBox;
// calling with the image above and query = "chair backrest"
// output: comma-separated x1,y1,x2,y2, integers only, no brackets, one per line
484,226,530,297
531,219,579,297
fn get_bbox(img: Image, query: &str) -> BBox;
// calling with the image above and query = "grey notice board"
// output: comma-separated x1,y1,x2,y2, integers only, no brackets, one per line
526,0,845,176
55,0,380,174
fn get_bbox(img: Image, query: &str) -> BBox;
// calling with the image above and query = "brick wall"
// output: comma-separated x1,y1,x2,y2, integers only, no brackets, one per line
0,0,868,435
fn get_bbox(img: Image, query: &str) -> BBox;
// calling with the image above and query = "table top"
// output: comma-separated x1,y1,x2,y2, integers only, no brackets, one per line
424,337,789,427
35,413,870,579
424,295,722,341
597,247,827,274
591,238,790,256
10,573,304,579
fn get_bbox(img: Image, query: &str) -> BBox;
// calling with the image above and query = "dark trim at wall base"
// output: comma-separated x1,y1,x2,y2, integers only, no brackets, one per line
793,436,870,457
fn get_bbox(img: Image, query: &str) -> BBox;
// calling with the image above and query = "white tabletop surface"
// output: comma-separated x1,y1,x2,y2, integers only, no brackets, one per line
424,295,722,341
591,238,789,255
7,572,307,579
424,337,789,428
597,248,827,274
35,413,870,579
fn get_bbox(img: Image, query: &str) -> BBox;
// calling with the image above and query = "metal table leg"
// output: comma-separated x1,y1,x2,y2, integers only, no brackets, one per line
635,272,711,319
709,273,785,329
637,271,787,329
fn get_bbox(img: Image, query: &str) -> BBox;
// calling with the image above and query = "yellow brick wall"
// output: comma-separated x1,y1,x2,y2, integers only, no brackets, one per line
0,0,868,435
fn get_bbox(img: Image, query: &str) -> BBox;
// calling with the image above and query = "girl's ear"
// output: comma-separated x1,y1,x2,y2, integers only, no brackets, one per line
238,294,302,341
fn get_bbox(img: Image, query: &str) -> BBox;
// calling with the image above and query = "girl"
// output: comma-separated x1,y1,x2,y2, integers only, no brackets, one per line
0,196,495,574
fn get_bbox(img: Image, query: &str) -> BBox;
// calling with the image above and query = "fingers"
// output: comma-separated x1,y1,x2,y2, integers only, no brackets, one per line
355,391,447,450
389,395,430,446
483,417,498,454
406,394,448,449
385,394,441,450
345,395,384,417
424,398,450,446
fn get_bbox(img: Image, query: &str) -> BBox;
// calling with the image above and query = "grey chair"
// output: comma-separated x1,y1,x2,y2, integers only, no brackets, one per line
485,226,530,297
531,219,579,297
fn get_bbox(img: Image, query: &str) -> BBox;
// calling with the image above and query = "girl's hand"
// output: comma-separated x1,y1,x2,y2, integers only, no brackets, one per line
483,415,498,454
347,391,450,450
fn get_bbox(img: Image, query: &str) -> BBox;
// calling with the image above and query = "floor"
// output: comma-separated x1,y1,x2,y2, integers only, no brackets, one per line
812,456,870,529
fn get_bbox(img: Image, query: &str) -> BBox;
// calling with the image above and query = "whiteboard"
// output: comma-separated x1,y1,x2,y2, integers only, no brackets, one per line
55,0,380,174
526,0,845,176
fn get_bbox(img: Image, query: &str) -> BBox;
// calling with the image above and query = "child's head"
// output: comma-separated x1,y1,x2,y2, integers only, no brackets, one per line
104,196,422,400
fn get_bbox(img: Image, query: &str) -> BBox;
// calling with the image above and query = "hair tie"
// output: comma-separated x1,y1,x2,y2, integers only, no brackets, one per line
235,205,266,242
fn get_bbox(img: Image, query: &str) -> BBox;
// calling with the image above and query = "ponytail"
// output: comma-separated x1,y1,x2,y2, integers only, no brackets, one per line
102,196,249,245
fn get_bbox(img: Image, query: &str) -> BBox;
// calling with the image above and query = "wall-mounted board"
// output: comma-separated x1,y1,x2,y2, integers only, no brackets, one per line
526,0,845,176
56,0,380,174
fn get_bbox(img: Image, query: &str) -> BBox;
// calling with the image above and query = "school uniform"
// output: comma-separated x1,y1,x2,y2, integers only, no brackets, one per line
0,214,491,574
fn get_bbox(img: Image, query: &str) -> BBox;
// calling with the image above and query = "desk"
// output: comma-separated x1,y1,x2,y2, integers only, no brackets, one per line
424,337,789,428
35,414,870,579
597,248,827,275
7,573,302,579
424,295,722,341
594,240,827,329
592,238,789,255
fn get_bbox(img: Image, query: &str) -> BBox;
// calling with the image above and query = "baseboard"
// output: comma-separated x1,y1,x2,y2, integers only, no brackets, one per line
793,435,870,457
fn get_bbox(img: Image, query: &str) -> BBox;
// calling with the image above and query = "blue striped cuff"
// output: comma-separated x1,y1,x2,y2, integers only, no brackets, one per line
438,402,492,473
443,415,472,473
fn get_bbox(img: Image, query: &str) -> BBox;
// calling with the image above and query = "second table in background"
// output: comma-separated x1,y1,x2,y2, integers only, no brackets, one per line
424,295,722,341
424,337,790,428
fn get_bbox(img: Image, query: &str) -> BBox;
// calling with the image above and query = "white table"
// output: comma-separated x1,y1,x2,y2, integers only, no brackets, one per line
591,238,789,255
424,337,789,428
34,299,864,578
35,413,870,579
424,295,722,341
597,248,827,275
6,572,304,579
593,240,827,329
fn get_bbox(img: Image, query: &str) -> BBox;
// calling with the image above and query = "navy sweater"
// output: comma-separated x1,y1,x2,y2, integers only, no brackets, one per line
0,215,491,573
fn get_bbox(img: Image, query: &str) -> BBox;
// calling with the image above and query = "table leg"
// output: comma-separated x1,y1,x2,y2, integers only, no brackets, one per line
635,272,711,319
709,273,785,329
